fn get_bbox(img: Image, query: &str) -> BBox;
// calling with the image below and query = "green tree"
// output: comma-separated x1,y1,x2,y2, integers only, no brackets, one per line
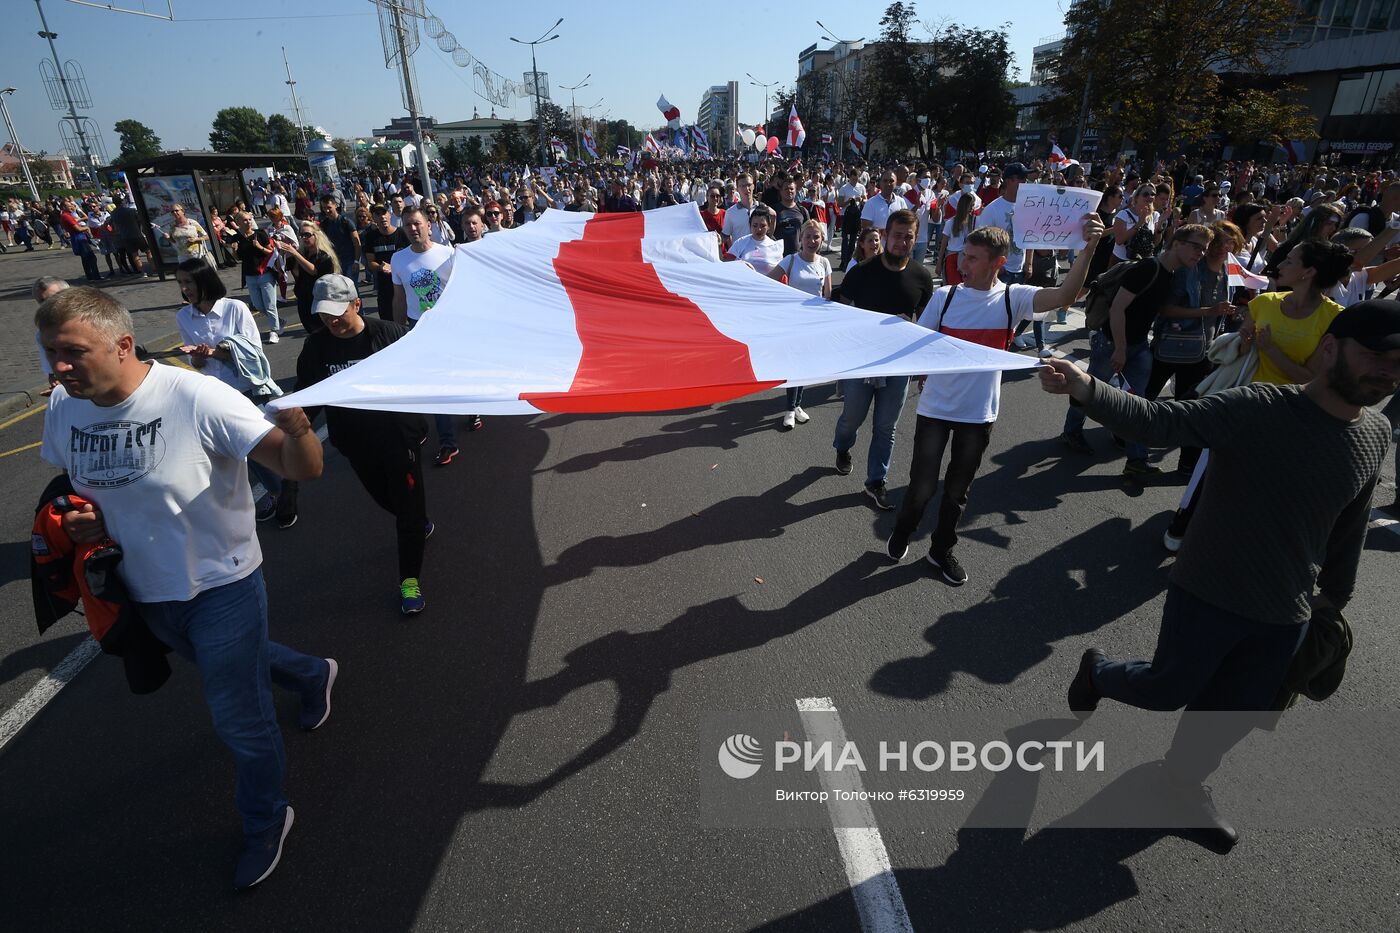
939,24,1018,156
1046,0,1313,165
440,139,463,174
492,122,534,163
365,148,399,172
209,106,270,153
114,119,162,162
266,114,303,151
463,136,486,168
330,137,355,170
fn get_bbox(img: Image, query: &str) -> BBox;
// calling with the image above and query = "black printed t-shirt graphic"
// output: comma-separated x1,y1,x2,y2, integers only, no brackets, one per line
840,256,935,319
295,317,427,455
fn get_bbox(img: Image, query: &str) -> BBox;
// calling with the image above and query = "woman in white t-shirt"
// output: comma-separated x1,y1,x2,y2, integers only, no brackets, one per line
1112,184,1159,262
769,220,833,429
174,257,287,522
1327,226,1400,307
725,204,783,275
939,193,979,286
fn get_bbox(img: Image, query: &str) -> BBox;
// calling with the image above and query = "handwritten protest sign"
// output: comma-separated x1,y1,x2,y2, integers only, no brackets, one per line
1013,184,1103,251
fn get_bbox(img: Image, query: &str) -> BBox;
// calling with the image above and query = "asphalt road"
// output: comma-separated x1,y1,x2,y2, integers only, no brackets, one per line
0,247,1397,932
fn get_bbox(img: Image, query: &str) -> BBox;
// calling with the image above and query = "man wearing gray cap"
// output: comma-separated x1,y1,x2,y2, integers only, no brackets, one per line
295,274,433,615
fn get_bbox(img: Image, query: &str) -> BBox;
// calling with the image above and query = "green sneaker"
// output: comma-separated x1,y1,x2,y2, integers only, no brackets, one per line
399,578,425,615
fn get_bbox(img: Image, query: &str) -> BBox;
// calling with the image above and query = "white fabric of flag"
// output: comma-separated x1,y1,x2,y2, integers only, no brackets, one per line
269,205,1036,417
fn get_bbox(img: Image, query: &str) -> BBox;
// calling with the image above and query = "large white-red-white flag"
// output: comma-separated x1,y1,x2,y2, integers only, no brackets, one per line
643,132,661,154
849,120,866,155
657,95,681,128
581,129,599,160
787,104,806,148
269,205,1035,416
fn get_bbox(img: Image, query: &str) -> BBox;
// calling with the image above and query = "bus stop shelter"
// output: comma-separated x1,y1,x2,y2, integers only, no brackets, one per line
107,150,302,279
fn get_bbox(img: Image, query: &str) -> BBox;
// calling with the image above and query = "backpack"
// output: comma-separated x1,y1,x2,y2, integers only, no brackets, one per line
934,283,1015,350
1084,259,1160,331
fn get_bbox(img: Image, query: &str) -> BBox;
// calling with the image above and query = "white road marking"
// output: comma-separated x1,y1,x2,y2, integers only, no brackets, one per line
796,697,914,933
0,638,102,753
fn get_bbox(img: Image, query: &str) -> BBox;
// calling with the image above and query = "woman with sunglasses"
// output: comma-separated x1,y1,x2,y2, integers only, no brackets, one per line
279,220,341,334
425,205,455,247
1112,184,1159,264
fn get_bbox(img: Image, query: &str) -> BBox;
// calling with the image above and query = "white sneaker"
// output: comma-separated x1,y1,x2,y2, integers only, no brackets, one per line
1163,529,1183,553
266,331,280,344
793,406,810,424
1038,346,1054,359
780,411,796,430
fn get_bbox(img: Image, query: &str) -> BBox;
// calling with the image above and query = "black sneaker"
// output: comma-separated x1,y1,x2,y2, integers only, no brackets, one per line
1068,647,1106,716
433,445,459,467
1123,459,1164,478
233,806,294,891
886,529,910,562
255,496,277,523
1059,431,1093,454
926,550,968,586
864,482,894,511
468,415,484,432
835,449,853,475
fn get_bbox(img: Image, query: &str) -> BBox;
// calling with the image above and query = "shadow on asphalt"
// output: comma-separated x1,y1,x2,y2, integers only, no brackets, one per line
748,721,1215,932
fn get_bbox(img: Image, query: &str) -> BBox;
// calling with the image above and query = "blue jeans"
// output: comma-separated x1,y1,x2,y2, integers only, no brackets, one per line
138,571,324,836
1001,268,1044,347
912,241,928,265
1062,331,1153,461
245,272,282,335
832,376,910,487
785,386,804,411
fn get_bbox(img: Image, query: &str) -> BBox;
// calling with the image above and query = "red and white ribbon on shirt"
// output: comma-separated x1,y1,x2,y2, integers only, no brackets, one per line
269,204,1035,416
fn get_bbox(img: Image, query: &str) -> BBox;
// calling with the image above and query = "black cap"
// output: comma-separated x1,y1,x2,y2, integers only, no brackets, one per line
1002,162,1029,180
1325,299,1400,352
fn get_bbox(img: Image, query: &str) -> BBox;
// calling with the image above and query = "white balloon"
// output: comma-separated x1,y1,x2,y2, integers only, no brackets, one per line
741,128,756,146
754,134,767,152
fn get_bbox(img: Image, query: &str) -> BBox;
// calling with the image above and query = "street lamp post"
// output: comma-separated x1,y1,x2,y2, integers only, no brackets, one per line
746,73,779,140
817,21,865,161
511,19,562,167
0,88,41,202
559,74,591,161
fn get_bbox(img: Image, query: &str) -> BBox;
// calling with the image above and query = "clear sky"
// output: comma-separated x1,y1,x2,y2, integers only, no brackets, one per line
4,0,1066,160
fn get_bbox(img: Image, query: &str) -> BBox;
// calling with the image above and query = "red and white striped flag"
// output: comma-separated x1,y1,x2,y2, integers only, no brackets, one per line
1049,143,1079,168
1227,254,1270,290
643,133,661,154
268,205,1035,416
657,95,681,128
787,104,806,148
849,121,866,156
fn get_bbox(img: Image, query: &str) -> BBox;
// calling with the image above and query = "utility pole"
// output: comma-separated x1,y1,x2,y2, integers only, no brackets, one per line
511,19,562,168
0,89,41,202
560,75,590,161
1072,71,1093,161
282,47,309,150
34,0,94,173
388,0,434,200
747,73,779,140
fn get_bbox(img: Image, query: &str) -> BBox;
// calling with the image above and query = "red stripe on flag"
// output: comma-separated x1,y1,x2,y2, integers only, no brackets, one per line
522,214,781,412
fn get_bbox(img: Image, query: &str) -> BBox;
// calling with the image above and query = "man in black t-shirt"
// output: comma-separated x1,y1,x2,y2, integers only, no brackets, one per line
832,208,935,509
1061,224,1212,475
319,196,360,278
296,274,432,616
359,205,409,321
774,179,809,256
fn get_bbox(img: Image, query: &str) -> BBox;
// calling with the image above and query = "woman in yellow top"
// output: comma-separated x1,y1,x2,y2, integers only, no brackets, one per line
1240,240,1354,384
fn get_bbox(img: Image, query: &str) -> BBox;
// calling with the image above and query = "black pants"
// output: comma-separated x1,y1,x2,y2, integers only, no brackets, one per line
840,229,858,270
893,416,994,556
1145,354,1214,472
375,278,395,322
347,441,427,581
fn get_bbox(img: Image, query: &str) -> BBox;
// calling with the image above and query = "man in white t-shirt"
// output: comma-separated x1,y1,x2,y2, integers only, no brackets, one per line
391,204,463,465
720,173,757,247
36,286,333,891
886,218,1104,586
860,169,913,231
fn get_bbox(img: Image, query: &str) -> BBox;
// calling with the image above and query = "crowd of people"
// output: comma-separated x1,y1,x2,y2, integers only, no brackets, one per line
21,146,1400,890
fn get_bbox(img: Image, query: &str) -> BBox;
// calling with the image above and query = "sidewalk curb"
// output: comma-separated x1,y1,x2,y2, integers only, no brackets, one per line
1,328,187,422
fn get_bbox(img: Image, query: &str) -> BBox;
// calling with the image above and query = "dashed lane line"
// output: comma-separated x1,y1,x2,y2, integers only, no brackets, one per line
0,639,102,753
796,697,915,933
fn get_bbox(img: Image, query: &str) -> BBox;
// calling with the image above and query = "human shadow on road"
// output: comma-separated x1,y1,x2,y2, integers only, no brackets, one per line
0,628,87,693
869,516,1169,701
750,718,1208,933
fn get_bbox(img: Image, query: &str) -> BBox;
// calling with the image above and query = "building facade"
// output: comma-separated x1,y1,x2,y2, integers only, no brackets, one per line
432,117,537,151
370,116,439,142
697,82,739,154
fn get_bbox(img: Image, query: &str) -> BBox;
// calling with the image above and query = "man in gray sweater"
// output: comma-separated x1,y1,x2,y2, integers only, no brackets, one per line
1040,298,1399,850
